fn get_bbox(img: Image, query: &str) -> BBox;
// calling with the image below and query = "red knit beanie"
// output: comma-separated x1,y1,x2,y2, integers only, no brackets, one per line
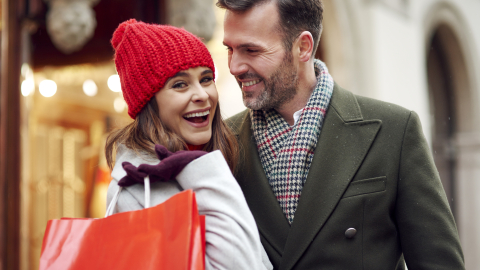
111,19,215,118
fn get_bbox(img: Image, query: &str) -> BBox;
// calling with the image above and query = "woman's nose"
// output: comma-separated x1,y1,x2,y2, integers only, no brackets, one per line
191,85,209,103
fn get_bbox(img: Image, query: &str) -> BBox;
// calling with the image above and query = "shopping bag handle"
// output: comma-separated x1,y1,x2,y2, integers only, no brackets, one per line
105,176,151,217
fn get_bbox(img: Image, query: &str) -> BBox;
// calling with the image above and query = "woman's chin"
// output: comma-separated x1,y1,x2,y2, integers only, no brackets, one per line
184,133,211,146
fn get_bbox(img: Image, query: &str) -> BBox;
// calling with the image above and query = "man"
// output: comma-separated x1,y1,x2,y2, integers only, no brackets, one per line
218,0,465,269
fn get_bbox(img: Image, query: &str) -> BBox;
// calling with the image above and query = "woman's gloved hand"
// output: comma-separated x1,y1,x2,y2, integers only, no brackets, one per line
118,144,207,187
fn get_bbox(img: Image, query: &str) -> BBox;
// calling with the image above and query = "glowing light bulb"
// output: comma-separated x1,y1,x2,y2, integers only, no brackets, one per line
21,79,35,97
83,79,98,97
39,80,57,97
108,75,121,92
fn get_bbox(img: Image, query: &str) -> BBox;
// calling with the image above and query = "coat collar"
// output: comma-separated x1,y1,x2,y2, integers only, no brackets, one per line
231,83,382,270
231,111,291,261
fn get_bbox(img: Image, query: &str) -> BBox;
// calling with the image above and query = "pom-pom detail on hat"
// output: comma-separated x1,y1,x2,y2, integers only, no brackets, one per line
111,19,137,50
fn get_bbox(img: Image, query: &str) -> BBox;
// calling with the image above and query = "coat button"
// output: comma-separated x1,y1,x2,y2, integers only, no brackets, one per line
345,228,357,239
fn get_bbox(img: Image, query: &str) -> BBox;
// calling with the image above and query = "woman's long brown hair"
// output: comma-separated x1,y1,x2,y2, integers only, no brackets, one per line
105,97,239,172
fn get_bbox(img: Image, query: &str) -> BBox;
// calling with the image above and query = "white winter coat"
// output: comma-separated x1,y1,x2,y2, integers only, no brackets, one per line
106,145,273,270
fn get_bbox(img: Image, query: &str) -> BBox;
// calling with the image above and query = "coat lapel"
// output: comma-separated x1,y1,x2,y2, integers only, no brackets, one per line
280,85,382,270
233,112,291,257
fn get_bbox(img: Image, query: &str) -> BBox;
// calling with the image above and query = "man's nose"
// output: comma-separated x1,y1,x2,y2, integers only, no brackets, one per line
228,52,248,76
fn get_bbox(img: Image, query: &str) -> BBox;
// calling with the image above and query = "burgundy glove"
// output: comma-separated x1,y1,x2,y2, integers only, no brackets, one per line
118,144,207,187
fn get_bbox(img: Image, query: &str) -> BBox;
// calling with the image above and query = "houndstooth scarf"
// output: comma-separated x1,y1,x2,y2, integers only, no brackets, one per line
251,59,334,224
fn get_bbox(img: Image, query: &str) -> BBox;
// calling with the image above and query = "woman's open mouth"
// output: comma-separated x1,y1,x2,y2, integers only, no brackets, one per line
183,110,210,124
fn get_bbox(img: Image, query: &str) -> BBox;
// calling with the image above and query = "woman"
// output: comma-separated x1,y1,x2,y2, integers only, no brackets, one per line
105,19,272,270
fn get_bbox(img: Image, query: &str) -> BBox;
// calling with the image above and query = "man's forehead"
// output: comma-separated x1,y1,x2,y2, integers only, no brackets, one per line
223,2,280,45
224,10,276,30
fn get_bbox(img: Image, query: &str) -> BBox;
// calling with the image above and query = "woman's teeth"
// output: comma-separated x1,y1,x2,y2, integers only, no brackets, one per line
243,80,260,87
184,110,210,119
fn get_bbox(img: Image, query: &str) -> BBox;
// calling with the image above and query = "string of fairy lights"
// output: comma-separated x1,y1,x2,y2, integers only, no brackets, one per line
20,64,127,113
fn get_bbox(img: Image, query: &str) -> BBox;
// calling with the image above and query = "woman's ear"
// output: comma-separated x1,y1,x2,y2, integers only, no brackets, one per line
296,31,314,62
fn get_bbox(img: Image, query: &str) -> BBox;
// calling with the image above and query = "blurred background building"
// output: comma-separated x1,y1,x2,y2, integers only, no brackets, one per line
0,0,478,269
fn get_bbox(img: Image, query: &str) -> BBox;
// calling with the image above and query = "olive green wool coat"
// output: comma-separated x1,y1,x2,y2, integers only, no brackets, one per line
227,84,465,270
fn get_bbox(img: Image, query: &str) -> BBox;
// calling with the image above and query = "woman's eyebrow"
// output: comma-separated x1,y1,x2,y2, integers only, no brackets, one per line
201,70,213,76
171,71,188,78
165,71,188,85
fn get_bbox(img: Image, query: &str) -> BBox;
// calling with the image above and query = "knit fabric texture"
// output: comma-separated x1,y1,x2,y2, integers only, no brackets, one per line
251,59,334,224
111,19,215,118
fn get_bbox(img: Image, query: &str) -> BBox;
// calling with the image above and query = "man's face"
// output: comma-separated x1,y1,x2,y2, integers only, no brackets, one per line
223,1,298,110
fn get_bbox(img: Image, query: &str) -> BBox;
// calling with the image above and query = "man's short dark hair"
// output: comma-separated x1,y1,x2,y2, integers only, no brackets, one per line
217,0,323,55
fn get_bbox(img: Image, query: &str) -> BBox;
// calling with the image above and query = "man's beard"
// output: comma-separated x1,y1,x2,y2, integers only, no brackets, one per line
238,52,298,111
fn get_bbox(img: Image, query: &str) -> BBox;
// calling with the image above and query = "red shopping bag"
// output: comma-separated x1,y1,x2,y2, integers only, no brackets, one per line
39,189,205,270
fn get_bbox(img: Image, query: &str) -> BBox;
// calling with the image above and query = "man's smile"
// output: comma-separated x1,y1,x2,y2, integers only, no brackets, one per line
243,79,261,87
241,79,263,91
240,79,263,92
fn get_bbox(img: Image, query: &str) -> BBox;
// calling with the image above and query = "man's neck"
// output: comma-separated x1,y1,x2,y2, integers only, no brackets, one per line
276,65,318,125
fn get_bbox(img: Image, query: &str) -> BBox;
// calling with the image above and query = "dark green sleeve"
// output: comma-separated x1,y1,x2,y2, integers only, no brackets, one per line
396,111,465,269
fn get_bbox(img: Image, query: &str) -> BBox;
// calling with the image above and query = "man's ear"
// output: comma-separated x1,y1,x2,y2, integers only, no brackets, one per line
296,31,314,62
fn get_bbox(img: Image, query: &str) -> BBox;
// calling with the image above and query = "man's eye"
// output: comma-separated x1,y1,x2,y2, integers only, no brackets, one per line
247,49,258,53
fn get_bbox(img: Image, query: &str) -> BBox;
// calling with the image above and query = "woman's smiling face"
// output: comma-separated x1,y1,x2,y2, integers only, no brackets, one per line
155,66,218,146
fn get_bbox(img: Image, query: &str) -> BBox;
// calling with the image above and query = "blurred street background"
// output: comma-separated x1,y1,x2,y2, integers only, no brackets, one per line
0,0,479,269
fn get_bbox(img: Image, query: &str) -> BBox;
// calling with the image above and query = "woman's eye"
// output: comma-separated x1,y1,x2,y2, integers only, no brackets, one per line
201,76,213,84
172,82,187,88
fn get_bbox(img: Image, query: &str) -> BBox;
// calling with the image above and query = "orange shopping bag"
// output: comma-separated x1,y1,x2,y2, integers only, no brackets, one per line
39,178,205,270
